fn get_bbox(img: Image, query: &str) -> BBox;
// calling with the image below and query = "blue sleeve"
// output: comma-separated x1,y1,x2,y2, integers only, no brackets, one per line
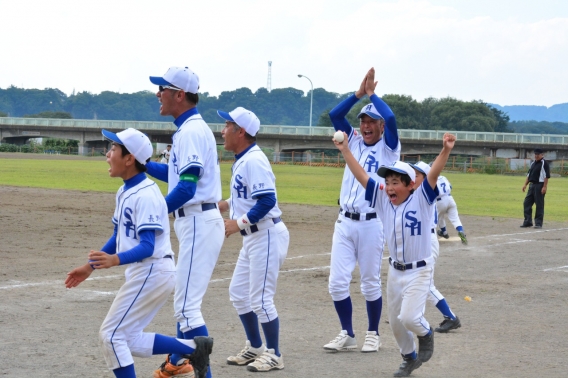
364,178,379,208
369,94,399,150
165,181,196,213
329,94,359,134
117,230,155,265
146,161,168,182
247,193,276,224
100,223,117,254
421,179,440,204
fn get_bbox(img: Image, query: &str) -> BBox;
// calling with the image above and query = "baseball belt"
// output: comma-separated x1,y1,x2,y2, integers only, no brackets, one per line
339,208,377,221
174,203,217,218
389,257,427,271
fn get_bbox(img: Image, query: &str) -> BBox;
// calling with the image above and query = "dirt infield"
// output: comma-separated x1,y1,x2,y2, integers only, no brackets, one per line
1,185,567,377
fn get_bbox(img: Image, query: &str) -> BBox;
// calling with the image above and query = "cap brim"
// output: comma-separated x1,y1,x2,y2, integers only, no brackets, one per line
377,166,411,178
102,129,123,144
409,164,427,175
357,111,383,120
149,76,173,86
217,110,235,122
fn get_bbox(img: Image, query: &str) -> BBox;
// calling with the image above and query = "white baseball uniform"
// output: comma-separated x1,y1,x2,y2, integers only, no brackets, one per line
169,113,224,332
99,176,176,370
427,207,444,306
366,178,438,355
436,176,463,231
329,129,400,302
227,144,289,323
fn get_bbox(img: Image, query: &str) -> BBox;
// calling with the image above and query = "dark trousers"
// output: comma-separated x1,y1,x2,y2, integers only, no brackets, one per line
523,182,545,226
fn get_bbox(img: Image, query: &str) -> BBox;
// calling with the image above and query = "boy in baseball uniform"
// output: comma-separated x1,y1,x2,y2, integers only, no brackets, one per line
65,128,213,378
410,162,461,333
217,107,289,372
435,175,468,244
334,132,457,377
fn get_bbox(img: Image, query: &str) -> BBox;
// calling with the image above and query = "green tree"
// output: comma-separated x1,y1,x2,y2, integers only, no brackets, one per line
24,111,73,119
0,111,7,117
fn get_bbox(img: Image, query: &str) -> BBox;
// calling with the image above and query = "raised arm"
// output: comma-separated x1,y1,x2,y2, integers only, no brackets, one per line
328,70,369,134
427,133,456,189
333,132,370,189
365,68,399,150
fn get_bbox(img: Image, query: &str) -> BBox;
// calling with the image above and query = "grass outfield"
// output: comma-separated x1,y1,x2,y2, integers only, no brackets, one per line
0,158,566,222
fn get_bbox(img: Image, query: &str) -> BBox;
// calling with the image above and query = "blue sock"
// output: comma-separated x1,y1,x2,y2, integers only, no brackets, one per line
182,325,211,378
436,299,456,320
403,351,417,360
169,322,185,365
113,364,136,378
261,317,280,356
239,311,263,348
366,297,382,334
333,297,354,337
456,226,464,232
440,227,447,233
152,334,194,355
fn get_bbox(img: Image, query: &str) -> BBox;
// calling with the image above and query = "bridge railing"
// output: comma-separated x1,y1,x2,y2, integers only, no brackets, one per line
2,116,568,144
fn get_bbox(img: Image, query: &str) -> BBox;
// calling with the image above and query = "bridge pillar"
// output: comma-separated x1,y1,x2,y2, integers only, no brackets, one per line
273,139,281,152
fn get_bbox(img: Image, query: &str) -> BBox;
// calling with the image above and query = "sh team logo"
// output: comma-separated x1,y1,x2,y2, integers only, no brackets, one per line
364,151,379,173
123,207,137,239
404,211,421,236
233,174,248,199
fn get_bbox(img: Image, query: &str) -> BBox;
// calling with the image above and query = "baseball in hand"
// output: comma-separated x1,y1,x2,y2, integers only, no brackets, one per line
334,131,345,143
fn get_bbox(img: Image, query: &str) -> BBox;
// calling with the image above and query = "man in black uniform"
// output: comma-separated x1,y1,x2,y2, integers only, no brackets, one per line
521,148,551,229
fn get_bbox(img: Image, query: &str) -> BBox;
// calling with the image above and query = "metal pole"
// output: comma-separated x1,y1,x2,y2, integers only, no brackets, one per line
298,74,313,127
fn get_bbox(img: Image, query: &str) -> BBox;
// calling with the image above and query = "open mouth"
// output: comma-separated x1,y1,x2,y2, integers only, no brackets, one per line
389,193,398,202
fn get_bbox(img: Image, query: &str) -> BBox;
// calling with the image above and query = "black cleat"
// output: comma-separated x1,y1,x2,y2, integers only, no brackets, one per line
534,225,542,229
520,223,533,228
393,355,422,377
435,316,461,333
437,230,449,239
186,336,214,378
417,327,434,362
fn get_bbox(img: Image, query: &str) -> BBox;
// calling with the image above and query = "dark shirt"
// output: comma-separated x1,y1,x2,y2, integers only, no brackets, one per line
527,159,550,183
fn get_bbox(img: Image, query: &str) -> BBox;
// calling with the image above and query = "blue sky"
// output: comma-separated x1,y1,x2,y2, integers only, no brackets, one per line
1,0,567,106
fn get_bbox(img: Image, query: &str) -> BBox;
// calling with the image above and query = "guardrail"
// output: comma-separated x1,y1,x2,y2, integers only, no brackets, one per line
2,117,568,145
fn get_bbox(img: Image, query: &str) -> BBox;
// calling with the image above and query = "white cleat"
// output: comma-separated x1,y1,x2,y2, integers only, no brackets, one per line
227,340,267,366
361,331,380,353
246,349,284,372
323,330,357,351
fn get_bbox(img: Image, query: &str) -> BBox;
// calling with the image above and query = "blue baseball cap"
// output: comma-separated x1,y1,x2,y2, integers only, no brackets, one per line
409,161,431,176
102,128,153,165
357,103,383,120
377,161,416,181
149,66,200,94
217,107,260,136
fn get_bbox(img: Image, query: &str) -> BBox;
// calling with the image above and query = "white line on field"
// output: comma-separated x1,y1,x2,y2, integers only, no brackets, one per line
215,252,331,267
477,227,568,239
543,265,568,272
484,239,534,247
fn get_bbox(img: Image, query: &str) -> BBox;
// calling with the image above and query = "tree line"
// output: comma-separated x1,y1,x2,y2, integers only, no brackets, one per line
1,85,566,134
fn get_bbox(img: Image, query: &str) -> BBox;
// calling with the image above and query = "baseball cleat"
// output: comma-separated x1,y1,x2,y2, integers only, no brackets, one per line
458,231,468,245
154,355,195,378
186,336,213,378
417,327,434,362
435,316,461,333
323,330,357,351
534,225,542,229
227,340,267,366
520,223,533,228
436,230,449,239
246,349,284,372
393,355,422,377
361,331,380,353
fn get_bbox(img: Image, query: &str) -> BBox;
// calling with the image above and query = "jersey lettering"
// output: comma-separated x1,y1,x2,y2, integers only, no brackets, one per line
441,183,447,193
404,211,422,236
233,174,248,199
366,104,373,111
365,152,379,173
123,207,137,239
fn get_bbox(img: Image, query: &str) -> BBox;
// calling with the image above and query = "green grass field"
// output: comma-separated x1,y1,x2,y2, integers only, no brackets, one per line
1,159,566,222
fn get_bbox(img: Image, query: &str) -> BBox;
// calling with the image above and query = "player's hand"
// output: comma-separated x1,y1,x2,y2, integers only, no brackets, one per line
88,250,120,269
65,264,93,288
224,219,240,238
541,186,547,194
442,133,456,150
333,132,348,152
365,67,378,97
522,184,527,192
355,73,367,99
218,200,229,213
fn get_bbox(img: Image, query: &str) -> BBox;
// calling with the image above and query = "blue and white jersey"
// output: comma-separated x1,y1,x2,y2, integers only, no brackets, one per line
339,133,400,213
112,177,174,259
436,176,452,199
168,113,222,205
228,145,282,221
366,179,439,262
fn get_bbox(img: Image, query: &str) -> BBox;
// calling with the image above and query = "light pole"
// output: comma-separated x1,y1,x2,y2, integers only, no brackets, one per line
297,74,313,127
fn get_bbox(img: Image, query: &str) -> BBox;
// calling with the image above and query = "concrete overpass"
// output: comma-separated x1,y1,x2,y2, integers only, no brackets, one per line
1,117,567,160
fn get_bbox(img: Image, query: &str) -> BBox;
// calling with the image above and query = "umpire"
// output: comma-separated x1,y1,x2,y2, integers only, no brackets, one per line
521,148,550,229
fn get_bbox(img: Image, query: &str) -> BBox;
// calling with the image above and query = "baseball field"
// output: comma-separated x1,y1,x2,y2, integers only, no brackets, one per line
1,152,567,377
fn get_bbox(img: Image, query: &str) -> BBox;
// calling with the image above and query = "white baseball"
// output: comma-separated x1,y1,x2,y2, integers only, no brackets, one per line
334,131,345,143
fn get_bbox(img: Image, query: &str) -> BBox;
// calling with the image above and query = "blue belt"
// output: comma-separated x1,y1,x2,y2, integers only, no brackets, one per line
240,217,282,236
339,208,377,221
164,255,173,259
431,228,435,233
175,203,217,218
436,194,451,201
389,257,427,271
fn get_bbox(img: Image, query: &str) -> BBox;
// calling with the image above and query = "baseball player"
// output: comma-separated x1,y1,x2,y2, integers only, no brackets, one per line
435,175,468,244
216,107,289,372
145,67,224,378
334,132,457,377
64,128,213,378
324,67,400,353
160,145,172,164
410,162,461,333
521,148,550,229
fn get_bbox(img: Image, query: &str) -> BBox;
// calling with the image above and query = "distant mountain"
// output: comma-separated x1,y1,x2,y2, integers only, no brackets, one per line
489,103,568,122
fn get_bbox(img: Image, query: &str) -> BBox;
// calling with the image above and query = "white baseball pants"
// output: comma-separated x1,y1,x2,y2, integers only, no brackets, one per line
436,196,463,230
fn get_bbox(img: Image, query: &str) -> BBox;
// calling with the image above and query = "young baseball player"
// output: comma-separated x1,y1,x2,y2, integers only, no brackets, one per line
324,67,400,353
145,67,224,378
64,128,213,378
436,175,468,244
217,107,289,372
334,132,457,377
410,162,461,333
